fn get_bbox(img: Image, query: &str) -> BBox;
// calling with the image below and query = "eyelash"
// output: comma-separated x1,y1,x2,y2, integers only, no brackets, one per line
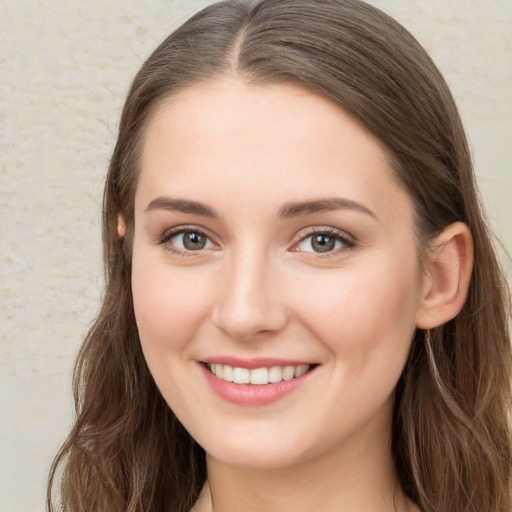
294,228,355,258
155,226,216,257
155,226,355,258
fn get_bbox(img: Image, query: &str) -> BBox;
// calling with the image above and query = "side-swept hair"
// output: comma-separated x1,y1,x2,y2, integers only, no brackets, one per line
48,1,511,511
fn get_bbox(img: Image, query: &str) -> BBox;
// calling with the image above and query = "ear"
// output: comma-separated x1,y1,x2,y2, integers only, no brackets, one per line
416,222,473,329
117,214,127,239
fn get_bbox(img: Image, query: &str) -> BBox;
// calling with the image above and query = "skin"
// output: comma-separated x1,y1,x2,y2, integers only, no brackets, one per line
128,77,472,511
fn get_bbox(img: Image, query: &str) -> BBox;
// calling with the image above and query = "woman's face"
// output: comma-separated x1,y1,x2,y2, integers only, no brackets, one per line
131,77,426,469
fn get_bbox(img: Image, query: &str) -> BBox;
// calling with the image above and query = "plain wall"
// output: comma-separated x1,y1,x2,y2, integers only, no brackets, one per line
1,1,510,511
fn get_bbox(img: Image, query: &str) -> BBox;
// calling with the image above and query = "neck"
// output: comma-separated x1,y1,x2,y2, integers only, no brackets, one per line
202,414,412,512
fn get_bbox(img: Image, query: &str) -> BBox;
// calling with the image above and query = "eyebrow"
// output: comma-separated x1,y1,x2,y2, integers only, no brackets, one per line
278,198,377,219
144,196,376,220
145,197,219,218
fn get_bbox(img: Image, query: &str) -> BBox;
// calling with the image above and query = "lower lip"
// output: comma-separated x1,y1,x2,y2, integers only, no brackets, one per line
200,364,314,406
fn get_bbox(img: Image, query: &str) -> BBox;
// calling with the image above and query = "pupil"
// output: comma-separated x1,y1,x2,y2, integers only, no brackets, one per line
312,234,335,253
183,232,206,250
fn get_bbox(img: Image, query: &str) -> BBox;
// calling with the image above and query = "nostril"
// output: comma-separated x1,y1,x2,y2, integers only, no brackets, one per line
211,303,289,341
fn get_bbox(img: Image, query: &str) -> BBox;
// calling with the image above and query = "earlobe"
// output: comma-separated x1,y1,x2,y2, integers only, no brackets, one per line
416,222,474,329
117,214,127,239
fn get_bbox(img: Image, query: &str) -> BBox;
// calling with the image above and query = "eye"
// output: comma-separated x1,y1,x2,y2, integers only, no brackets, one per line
158,228,215,253
172,231,213,251
295,229,353,254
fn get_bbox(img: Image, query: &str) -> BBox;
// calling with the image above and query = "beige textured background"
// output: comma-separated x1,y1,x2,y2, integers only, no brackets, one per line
1,1,510,511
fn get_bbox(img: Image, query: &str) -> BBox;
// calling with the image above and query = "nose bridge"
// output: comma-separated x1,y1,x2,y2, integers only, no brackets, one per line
212,243,287,340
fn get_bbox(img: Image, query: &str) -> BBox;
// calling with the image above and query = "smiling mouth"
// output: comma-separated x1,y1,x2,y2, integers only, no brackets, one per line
205,363,313,385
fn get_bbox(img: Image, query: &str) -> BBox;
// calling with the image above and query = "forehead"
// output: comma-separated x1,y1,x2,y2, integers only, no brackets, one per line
136,77,411,224
142,77,386,163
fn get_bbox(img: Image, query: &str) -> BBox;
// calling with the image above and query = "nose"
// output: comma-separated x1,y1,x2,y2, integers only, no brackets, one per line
211,250,289,341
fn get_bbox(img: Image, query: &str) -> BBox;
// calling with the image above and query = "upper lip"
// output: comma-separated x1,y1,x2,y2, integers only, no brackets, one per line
199,356,317,369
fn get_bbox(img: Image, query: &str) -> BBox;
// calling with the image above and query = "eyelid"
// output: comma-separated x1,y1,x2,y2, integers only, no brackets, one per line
291,226,355,257
154,224,355,258
155,225,219,255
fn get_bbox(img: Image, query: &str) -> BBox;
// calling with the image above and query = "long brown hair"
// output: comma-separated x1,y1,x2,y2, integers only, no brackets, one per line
47,1,511,511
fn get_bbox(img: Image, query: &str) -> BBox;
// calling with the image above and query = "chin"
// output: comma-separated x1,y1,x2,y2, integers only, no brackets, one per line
206,445,303,470
198,427,308,470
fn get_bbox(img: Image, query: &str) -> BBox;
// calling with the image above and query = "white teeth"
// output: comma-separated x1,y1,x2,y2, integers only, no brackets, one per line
295,364,309,377
268,366,283,383
282,366,295,381
223,364,233,382
250,367,269,385
208,363,311,385
233,367,250,384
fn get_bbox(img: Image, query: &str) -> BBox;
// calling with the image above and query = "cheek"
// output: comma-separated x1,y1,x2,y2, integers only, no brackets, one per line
291,254,421,360
131,253,213,356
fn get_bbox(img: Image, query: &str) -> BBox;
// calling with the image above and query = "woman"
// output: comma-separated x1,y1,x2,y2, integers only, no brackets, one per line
47,1,511,511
